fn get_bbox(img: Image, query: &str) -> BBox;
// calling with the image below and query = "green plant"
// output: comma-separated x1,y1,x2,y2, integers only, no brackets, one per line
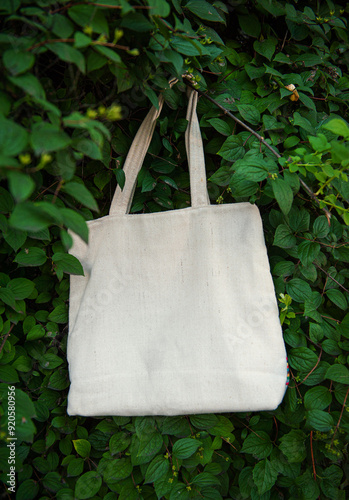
0,0,348,499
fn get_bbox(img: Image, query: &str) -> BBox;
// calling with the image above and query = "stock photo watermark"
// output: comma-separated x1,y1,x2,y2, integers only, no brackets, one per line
6,385,16,494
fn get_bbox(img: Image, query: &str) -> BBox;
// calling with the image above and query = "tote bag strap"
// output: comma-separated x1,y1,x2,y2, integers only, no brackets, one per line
109,81,209,216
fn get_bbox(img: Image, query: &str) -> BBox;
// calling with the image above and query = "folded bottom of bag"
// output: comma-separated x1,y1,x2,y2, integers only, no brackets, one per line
67,367,287,416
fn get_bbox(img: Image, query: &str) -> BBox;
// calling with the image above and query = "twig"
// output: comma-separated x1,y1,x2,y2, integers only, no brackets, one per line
0,325,14,355
331,387,349,447
52,179,64,204
315,264,349,293
310,431,317,481
182,77,332,221
50,2,150,14
27,38,130,52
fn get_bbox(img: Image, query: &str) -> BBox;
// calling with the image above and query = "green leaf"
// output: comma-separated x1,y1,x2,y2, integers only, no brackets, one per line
9,202,53,232
48,304,68,324
144,455,170,484
14,247,47,267
144,87,160,109
94,45,121,64
52,252,84,276
218,136,245,161
289,347,318,372
0,362,20,382
207,118,231,136
7,171,36,203
109,433,131,455
40,353,64,370
241,431,273,459
208,165,231,186
234,157,269,182
51,13,74,37
149,0,171,17
325,364,349,385
237,104,261,125
7,278,34,299
0,288,16,309
68,5,109,35
304,386,332,410
3,49,35,76
162,49,183,75
252,459,278,495
101,457,133,482
238,14,261,37
27,324,46,341
74,31,92,49
31,123,71,154
15,480,39,500
279,430,307,463
73,439,91,458
273,224,297,248
47,42,85,73
3,226,27,251
75,471,102,499
191,472,221,487
254,38,277,60
142,171,157,192
185,0,224,22
326,289,347,310
306,410,334,432
293,112,316,135
323,119,349,138
8,73,45,100
190,414,219,430
60,208,89,244
272,177,293,215
170,36,207,56
120,12,153,32
298,92,316,111
0,117,28,156
313,215,330,238
172,438,201,459
245,63,266,80
68,457,84,477
286,278,312,302
62,182,99,212
289,207,310,232
3,388,36,441
297,240,321,267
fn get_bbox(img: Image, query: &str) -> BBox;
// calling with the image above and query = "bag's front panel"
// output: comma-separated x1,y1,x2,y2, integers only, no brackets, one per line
67,204,287,416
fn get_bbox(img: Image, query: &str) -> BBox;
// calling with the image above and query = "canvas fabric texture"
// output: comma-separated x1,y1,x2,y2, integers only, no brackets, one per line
67,85,288,417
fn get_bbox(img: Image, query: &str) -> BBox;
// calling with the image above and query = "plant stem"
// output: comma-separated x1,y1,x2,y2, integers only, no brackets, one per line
182,77,332,221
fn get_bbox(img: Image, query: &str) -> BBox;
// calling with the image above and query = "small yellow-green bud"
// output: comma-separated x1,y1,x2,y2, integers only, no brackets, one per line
113,29,124,43
106,105,122,121
83,25,93,36
127,48,140,56
86,109,98,119
19,153,31,165
41,153,52,164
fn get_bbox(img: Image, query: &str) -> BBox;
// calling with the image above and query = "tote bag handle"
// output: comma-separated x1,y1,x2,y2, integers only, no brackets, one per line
109,80,210,216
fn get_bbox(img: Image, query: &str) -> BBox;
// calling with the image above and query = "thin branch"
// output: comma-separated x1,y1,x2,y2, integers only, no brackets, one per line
315,264,349,293
182,77,332,221
0,324,14,355
50,2,150,14
331,387,349,447
27,38,130,52
310,431,317,481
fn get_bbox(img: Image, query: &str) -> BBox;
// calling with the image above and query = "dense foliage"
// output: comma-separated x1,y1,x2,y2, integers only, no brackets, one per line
0,0,349,498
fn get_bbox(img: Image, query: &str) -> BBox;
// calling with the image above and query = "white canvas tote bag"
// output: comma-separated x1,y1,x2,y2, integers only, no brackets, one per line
67,84,288,416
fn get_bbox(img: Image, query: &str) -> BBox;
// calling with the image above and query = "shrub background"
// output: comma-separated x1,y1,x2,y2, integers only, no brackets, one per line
0,0,348,499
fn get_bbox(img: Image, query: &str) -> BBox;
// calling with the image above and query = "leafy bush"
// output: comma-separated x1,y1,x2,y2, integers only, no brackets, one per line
0,0,348,499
